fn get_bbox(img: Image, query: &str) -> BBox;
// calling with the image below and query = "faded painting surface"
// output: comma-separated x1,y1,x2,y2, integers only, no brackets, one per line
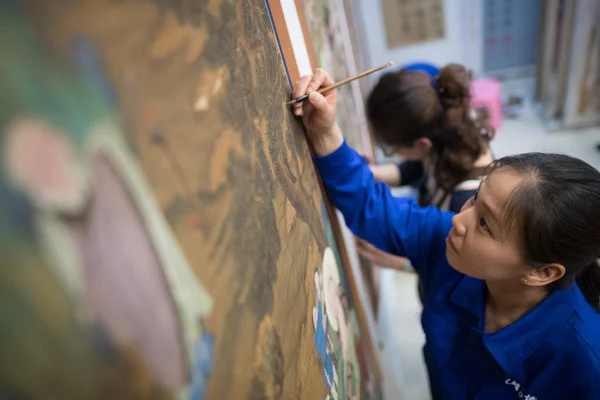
0,0,380,399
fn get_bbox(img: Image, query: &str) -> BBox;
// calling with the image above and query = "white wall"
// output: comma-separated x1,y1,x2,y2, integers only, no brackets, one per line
357,0,484,81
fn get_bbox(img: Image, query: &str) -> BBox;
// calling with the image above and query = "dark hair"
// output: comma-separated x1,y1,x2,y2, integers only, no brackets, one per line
366,63,494,191
491,153,600,312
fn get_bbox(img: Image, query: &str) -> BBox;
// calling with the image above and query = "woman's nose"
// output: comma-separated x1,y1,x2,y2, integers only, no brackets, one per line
451,212,468,237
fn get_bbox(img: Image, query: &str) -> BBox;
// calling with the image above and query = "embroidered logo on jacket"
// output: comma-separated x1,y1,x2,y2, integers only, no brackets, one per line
505,379,537,399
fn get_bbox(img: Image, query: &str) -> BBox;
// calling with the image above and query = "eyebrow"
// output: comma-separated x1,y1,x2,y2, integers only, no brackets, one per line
477,180,502,231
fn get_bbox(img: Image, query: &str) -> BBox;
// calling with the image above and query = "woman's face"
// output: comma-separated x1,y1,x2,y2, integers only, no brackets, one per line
445,167,529,282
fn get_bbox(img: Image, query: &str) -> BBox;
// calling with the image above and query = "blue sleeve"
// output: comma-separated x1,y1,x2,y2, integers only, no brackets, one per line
315,142,453,274
448,189,476,213
397,160,424,186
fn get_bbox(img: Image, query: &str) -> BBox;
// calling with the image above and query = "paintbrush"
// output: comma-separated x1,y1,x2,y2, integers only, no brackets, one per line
286,61,394,106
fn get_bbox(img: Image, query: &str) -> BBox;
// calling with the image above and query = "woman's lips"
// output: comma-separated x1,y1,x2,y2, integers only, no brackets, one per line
446,235,457,252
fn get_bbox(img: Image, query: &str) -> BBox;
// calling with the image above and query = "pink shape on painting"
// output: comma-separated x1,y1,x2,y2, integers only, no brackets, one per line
70,152,187,390
4,118,84,210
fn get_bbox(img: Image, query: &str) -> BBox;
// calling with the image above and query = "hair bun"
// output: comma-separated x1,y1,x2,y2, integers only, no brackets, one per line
436,64,472,109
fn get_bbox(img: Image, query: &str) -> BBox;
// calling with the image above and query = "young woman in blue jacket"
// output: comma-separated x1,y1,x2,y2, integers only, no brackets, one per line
293,69,600,399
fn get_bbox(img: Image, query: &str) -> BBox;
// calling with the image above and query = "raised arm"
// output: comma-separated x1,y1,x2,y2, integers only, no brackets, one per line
369,163,402,186
293,69,453,271
315,140,451,270
368,160,424,187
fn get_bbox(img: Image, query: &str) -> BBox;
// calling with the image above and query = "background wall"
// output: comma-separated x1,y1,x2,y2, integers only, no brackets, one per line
356,0,484,82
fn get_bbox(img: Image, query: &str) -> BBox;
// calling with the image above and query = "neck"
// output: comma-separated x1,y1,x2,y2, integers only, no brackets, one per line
485,280,548,331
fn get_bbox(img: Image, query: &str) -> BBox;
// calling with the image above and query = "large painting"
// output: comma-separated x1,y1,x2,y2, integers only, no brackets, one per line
0,0,380,399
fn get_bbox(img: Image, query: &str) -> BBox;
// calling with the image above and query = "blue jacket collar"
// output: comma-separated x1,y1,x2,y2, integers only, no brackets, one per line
449,276,578,373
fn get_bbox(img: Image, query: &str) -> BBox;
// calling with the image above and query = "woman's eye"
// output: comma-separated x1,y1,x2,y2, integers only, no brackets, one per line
473,191,479,202
479,217,489,231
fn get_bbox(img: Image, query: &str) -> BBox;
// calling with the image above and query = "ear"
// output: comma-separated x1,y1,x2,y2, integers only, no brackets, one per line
525,263,566,287
414,137,433,155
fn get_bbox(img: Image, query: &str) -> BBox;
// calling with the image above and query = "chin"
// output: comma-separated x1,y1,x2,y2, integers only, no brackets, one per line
446,253,459,271
445,250,467,275
446,256,486,280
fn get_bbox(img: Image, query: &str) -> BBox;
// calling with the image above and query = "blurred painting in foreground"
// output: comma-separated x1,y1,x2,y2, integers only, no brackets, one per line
0,3,213,399
0,0,381,399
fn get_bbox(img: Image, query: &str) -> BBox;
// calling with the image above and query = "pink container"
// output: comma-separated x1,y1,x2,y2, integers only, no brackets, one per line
470,78,502,132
